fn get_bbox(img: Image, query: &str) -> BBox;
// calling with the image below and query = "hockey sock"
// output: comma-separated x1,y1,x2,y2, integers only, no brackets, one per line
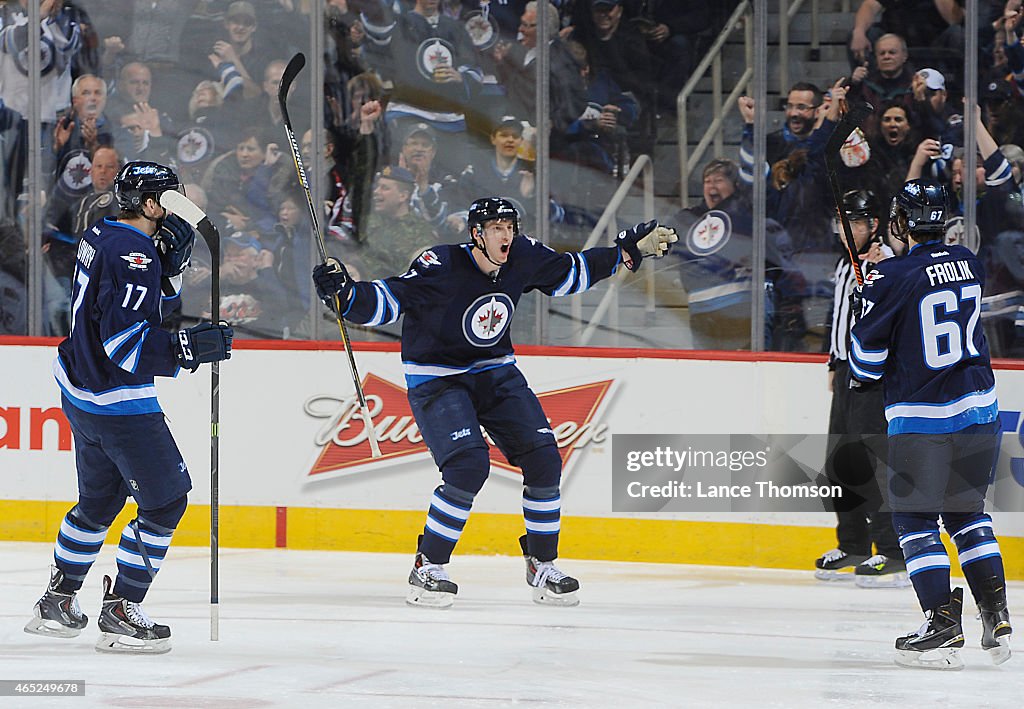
53,506,109,591
523,485,561,562
419,485,475,565
945,513,1006,604
113,496,185,603
895,513,950,611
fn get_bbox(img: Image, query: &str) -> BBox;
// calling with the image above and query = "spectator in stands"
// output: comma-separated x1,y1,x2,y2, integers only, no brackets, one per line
493,1,587,146
981,77,1024,149
116,104,177,165
185,1,271,103
41,144,121,336
397,122,463,236
456,115,538,228
911,67,956,141
559,39,638,177
738,83,823,183
848,0,963,79
630,0,711,111
360,0,480,143
201,125,278,238
359,165,437,279
669,158,803,351
53,74,113,168
219,229,292,338
0,0,87,178
848,33,916,138
97,0,202,123
266,192,314,337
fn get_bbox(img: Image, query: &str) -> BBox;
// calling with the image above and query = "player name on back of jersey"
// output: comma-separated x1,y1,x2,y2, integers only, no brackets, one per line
925,258,974,287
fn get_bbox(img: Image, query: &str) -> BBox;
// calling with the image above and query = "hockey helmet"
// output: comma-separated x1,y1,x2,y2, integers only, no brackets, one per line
114,161,181,212
889,179,948,242
841,189,875,221
467,197,520,240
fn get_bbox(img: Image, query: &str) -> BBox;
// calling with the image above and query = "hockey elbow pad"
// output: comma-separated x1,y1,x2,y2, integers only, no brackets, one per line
176,322,233,371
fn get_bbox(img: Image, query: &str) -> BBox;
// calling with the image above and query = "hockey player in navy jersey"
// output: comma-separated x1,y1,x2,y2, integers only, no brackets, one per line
850,179,1012,669
313,197,677,607
24,161,233,654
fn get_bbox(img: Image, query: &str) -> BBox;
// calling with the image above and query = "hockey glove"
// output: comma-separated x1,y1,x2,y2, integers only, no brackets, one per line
312,257,353,312
156,213,196,277
615,220,678,272
176,322,233,372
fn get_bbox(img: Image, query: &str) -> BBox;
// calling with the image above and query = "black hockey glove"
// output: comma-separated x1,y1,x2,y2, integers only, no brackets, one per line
156,213,196,277
848,284,864,324
312,257,353,312
176,322,233,372
615,220,678,272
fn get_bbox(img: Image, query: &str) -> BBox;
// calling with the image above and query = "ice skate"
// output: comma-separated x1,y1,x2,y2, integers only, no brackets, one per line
814,548,868,581
854,554,911,588
407,551,458,608
519,535,579,606
95,575,171,654
978,577,1012,665
23,566,88,638
895,587,965,670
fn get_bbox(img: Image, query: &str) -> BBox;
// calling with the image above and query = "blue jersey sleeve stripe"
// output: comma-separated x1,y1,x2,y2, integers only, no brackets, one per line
576,253,591,293
103,320,145,361
850,332,888,363
849,358,883,381
378,280,401,322
553,256,578,296
120,328,148,374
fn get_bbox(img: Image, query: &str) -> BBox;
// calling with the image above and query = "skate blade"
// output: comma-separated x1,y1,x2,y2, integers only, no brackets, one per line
406,586,455,609
894,647,964,670
23,616,82,639
532,587,580,607
986,637,1011,665
814,569,856,582
855,572,911,589
95,632,171,655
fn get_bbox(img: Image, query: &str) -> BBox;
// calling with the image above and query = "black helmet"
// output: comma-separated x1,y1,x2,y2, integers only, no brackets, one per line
889,179,948,242
114,161,180,212
841,189,875,221
467,197,520,237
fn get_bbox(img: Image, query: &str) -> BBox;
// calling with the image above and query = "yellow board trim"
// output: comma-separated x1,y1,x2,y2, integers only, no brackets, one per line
2,501,1021,579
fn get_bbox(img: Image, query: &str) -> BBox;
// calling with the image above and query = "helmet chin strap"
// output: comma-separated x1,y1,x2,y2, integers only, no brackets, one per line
473,229,505,272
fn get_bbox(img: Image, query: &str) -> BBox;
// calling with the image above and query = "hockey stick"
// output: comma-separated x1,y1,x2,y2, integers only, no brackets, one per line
278,51,382,458
824,99,874,286
159,189,222,641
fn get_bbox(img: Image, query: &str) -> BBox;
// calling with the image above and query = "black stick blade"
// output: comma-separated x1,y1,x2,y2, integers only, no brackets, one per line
278,52,306,120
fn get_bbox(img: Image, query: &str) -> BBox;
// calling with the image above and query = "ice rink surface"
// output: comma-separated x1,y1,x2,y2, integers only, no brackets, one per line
2,541,1021,708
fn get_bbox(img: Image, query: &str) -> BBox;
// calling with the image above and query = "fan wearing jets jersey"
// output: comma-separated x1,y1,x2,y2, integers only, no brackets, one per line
24,161,233,654
850,178,1012,669
313,197,677,608
814,188,906,588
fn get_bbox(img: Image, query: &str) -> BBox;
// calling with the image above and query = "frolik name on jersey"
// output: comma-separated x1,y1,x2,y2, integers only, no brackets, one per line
925,259,974,287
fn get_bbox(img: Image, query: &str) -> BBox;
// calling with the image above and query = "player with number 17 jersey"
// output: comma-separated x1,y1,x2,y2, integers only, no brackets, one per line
850,241,996,435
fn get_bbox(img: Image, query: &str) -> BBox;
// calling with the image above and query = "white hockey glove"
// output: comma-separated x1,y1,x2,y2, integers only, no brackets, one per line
615,221,679,272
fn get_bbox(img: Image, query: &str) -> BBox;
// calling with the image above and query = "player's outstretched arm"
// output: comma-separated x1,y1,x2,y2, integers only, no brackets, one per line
615,220,679,272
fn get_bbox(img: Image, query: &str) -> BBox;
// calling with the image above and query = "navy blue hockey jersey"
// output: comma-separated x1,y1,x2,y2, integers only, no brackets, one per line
342,236,622,388
850,240,997,434
55,217,181,415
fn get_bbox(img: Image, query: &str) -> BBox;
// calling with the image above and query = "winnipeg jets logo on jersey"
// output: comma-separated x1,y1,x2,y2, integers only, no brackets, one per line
121,252,152,270
418,250,442,268
687,210,731,256
463,293,514,347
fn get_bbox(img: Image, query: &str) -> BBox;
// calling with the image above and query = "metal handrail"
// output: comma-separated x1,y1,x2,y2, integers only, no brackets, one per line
569,154,655,346
677,1,752,208
677,0,822,208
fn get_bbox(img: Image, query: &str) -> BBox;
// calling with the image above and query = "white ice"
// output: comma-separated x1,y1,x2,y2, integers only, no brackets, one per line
2,541,1021,708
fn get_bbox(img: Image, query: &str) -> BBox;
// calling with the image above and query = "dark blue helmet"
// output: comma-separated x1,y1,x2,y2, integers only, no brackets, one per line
889,179,948,241
468,197,520,237
114,161,180,212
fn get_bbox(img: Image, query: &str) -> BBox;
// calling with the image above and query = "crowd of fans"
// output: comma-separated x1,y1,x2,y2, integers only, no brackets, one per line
0,0,1021,357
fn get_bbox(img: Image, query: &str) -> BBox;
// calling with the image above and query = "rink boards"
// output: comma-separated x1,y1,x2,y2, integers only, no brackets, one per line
2,339,1023,577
